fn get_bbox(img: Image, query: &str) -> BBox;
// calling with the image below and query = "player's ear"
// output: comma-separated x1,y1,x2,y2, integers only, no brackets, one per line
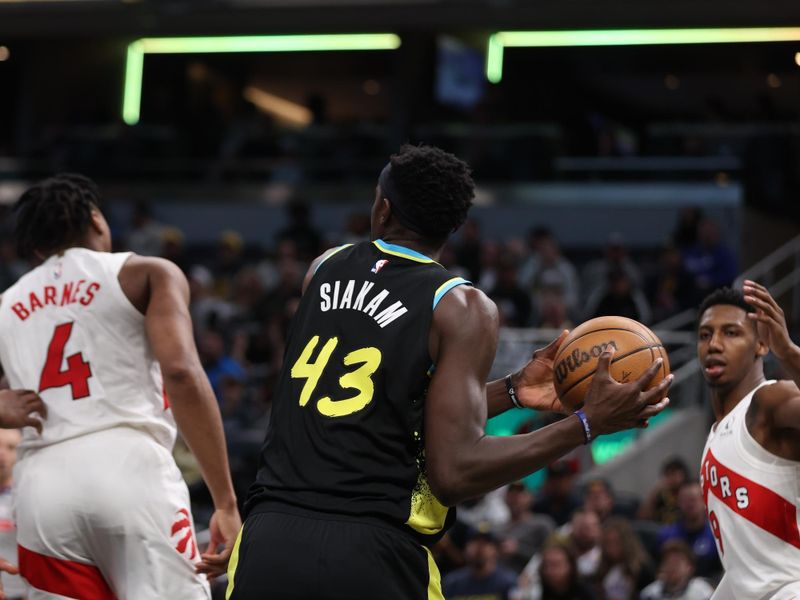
378,197,391,224
754,324,769,358
89,208,105,235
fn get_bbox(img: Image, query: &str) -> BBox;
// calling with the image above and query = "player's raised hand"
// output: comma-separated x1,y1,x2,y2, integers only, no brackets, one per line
743,280,798,361
197,505,242,580
0,389,47,433
582,346,672,435
512,330,569,413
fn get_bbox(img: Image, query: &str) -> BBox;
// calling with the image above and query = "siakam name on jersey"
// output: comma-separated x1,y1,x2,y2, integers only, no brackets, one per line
319,280,407,328
10,280,101,321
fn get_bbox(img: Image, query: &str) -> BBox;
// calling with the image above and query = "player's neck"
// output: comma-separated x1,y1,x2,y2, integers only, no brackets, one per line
711,368,766,422
379,234,442,262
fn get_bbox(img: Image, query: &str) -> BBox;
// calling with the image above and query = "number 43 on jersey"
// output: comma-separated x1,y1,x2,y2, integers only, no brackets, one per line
291,335,381,418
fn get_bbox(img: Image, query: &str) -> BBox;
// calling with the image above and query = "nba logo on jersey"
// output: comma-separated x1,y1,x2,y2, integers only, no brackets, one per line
53,261,62,280
371,259,389,274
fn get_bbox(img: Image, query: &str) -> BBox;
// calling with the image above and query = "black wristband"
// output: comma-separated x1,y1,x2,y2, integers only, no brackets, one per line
505,374,523,409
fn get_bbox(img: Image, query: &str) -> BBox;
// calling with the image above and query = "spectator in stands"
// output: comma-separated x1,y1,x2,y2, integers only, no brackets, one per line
671,207,704,250
533,461,581,526
638,457,690,525
0,429,25,600
159,226,188,272
639,540,714,600
199,329,247,402
586,269,652,324
489,252,533,326
126,201,165,256
595,517,654,600
581,233,642,300
535,289,574,330
455,218,484,282
499,482,556,573
568,509,603,579
212,229,247,298
582,479,635,523
520,229,580,313
538,540,597,600
681,218,737,302
339,212,371,245
657,482,721,580
458,489,511,532
646,244,695,324
188,264,236,334
443,528,518,600
275,198,321,262
476,240,501,292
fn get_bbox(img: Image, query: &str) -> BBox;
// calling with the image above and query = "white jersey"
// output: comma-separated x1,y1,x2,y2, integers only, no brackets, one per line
0,248,176,459
701,380,800,599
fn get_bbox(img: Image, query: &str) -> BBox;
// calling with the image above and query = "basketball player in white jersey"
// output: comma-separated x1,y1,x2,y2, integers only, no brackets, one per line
0,174,241,599
697,283,800,599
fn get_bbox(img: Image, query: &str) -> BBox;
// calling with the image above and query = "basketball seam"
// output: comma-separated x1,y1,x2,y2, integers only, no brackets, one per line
560,344,665,397
559,327,651,349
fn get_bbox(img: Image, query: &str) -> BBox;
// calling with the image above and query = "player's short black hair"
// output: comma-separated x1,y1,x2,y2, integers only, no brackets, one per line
14,173,101,259
698,287,754,325
387,144,474,241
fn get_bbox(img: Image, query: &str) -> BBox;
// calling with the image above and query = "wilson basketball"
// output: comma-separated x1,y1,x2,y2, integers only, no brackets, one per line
553,316,670,412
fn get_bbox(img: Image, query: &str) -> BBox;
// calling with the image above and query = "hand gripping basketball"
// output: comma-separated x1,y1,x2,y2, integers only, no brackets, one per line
581,345,672,437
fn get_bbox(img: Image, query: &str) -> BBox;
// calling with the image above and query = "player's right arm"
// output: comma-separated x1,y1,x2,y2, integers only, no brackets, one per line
424,286,671,506
119,256,241,562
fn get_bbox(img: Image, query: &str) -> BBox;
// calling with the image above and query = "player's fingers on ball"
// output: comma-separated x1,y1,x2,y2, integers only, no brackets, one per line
642,373,673,403
634,358,663,390
594,347,615,379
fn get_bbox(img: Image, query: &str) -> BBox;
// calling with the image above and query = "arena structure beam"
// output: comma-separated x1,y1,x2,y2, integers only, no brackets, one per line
486,27,800,83
122,33,402,125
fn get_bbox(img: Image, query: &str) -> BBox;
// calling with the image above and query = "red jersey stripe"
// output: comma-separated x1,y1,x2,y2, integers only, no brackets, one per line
702,449,800,549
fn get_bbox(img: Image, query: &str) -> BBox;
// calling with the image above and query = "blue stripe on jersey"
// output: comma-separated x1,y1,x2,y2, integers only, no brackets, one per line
432,277,471,309
373,240,437,264
313,244,353,275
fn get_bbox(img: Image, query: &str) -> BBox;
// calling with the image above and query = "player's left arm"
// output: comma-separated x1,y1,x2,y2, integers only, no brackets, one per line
743,279,800,429
484,331,569,418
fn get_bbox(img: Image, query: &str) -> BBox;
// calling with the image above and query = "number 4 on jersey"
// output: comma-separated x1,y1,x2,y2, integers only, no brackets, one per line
39,322,92,400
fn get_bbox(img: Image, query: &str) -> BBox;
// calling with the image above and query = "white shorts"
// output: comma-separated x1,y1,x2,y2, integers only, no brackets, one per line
14,427,211,600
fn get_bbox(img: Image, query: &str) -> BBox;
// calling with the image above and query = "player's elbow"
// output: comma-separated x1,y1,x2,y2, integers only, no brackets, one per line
161,363,199,388
426,456,473,507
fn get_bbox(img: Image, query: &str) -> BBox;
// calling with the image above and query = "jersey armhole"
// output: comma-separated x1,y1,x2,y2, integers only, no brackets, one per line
110,252,146,321
312,244,353,276
432,277,471,310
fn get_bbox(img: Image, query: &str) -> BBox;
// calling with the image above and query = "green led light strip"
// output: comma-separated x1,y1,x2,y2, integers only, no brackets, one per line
123,34,401,125
486,27,800,83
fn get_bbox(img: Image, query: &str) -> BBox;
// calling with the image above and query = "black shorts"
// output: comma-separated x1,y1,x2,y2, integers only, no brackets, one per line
226,509,444,600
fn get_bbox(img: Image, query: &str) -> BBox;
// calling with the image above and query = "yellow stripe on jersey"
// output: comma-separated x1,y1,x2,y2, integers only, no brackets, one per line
425,546,445,600
225,526,245,600
312,244,353,275
373,239,440,265
406,471,449,536
432,277,470,309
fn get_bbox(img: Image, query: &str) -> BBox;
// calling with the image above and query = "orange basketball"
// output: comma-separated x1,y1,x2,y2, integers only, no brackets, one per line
553,316,670,412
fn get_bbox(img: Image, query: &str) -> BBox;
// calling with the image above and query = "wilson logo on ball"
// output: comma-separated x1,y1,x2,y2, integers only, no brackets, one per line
554,341,617,385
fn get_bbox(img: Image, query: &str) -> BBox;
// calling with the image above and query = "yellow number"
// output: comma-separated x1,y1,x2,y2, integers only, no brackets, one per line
291,336,382,417
291,336,338,407
317,347,382,417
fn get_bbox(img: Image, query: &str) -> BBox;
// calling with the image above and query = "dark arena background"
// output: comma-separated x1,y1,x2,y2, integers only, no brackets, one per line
1,1,799,598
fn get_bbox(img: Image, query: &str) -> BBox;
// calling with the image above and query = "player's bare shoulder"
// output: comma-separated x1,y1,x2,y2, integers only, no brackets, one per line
432,284,499,337
118,255,188,314
754,379,800,411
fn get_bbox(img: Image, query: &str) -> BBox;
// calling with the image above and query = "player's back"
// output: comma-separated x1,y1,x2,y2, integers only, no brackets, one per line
0,248,175,458
246,240,469,544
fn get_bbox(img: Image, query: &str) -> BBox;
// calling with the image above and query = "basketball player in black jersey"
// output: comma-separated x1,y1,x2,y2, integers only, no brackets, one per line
203,145,671,599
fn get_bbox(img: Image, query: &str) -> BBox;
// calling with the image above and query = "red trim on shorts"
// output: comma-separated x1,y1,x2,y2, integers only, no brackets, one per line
18,544,116,600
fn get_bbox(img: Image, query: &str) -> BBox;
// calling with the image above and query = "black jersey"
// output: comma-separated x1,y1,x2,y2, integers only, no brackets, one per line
245,240,470,545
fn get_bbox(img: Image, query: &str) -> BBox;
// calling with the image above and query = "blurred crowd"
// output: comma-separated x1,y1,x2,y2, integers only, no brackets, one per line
0,199,738,600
